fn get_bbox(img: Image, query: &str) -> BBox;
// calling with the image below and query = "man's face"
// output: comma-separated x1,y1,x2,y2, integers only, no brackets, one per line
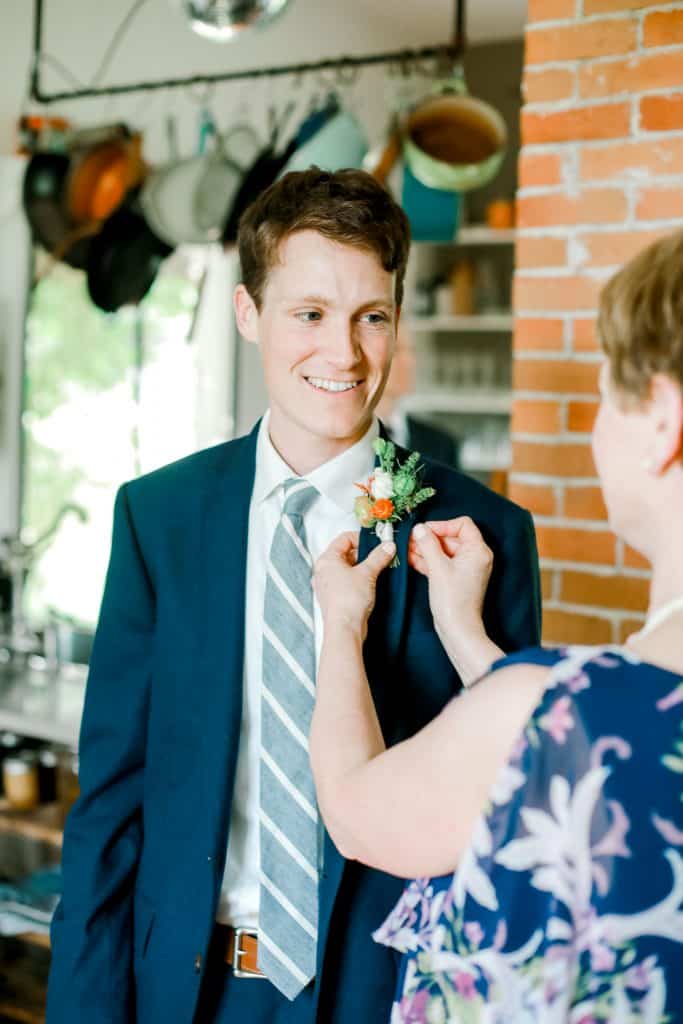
383,325,417,403
236,230,398,463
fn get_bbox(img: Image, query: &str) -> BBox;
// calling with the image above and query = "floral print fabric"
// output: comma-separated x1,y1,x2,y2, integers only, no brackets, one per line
373,645,683,1022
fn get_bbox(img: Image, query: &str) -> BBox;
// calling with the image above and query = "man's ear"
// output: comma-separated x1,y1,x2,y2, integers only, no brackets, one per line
649,373,683,472
233,283,259,344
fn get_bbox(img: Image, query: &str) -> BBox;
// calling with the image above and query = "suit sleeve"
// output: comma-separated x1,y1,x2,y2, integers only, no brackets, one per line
47,483,154,1023
485,508,542,654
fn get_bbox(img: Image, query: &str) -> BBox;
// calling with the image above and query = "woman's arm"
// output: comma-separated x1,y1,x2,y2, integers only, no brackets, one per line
311,523,548,879
311,650,550,878
409,519,505,686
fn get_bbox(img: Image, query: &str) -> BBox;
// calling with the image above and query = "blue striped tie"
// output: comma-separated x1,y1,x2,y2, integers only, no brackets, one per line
258,478,319,999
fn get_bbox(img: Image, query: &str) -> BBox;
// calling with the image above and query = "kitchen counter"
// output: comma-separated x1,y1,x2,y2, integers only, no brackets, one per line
0,662,85,747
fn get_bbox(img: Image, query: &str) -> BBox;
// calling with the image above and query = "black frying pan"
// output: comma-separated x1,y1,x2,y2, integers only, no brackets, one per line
23,151,92,269
86,193,172,313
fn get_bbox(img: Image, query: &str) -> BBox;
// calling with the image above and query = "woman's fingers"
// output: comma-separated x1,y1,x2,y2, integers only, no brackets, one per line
425,516,484,544
407,547,426,575
317,530,359,568
412,523,448,573
363,541,396,580
409,519,483,575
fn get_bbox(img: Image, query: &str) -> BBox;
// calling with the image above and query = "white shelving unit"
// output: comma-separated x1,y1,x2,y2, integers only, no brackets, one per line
408,313,514,333
416,226,516,246
460,449,512,473
404,225,516,481
403,390,513,416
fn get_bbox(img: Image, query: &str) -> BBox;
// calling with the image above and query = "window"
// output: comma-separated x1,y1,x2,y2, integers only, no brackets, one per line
21,245,231,628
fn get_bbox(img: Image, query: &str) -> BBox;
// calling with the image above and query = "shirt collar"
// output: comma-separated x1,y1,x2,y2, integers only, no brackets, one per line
253,410,379,514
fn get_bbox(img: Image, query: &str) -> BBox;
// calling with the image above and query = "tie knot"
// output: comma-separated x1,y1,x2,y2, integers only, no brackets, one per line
282,479,318,519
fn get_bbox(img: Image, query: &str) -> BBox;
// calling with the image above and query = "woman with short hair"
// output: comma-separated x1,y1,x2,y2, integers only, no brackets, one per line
311,228,683,1021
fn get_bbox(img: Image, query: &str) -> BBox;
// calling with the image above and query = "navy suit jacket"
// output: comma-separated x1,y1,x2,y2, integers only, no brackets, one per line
46,421,541,1023
405,415,460,469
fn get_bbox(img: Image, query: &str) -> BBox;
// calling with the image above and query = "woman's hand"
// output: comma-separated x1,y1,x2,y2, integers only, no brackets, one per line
409,518,502,686
314,533,396,639
409,518,493,626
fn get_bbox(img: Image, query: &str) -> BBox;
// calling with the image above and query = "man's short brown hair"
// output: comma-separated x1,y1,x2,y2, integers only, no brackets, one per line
237,167,411,310
598,227,683,401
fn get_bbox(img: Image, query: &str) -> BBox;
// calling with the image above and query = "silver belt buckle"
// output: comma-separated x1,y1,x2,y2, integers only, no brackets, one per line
232,927,264,979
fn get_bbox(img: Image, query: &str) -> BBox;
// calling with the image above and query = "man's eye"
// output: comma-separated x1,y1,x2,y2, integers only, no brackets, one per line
362,312,388,325
297,311,322,323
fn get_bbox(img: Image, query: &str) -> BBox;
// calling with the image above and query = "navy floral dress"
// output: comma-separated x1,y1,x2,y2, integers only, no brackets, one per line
373,646,683,1022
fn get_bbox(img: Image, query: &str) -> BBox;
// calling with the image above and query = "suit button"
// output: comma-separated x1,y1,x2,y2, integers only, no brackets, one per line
194,953,202,973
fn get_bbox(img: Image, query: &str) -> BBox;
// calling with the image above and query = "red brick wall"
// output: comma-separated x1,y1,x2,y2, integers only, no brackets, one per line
512,1,683,644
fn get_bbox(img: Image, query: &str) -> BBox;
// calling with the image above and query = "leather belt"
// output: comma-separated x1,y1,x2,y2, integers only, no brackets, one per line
216,924,265,978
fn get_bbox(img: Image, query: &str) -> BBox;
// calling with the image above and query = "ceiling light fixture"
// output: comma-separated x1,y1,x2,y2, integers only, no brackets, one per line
179,0,293,43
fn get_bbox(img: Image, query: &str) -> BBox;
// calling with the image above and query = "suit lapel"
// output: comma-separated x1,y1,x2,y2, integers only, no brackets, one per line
197,425,259,861
358,426,417,668
358,509,415,668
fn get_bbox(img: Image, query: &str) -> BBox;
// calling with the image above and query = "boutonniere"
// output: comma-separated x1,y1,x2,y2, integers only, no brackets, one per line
354,438,436,567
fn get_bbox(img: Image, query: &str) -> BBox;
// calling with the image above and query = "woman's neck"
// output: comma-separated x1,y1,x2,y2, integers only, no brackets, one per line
648,543,683,619
626,545,683,673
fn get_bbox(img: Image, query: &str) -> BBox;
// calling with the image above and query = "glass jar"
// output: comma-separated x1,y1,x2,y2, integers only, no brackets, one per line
38,747,58,803
56,746,80,815
3,753,40,810
0,732,22,798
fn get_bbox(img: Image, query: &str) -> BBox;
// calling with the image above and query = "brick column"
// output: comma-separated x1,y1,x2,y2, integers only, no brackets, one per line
511,1,683,644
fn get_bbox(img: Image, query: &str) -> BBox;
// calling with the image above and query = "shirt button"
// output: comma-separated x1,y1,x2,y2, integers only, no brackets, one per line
194,953,203,973
207,855,212,862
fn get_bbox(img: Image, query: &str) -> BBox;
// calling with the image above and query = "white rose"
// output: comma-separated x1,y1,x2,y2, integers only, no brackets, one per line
371,469,394,499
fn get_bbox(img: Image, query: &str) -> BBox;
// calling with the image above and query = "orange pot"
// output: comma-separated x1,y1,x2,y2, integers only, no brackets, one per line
66,131,146,225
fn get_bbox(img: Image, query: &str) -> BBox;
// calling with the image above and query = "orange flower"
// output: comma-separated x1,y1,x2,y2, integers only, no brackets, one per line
370,498,394,521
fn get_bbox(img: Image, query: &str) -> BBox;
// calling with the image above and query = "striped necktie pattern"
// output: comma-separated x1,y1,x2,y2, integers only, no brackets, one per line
258,478,320,999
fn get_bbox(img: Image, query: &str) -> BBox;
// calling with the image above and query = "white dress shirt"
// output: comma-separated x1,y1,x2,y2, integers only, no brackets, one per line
216,412,379,927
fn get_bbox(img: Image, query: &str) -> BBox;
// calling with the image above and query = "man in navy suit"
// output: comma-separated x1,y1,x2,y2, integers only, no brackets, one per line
47,168,541,1023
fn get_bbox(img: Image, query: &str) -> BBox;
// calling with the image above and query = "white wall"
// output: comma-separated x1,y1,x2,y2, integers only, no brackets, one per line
0,0,525,536
0,156,30,536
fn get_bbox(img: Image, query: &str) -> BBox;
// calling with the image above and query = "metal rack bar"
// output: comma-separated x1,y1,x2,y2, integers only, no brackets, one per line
29,0,464,105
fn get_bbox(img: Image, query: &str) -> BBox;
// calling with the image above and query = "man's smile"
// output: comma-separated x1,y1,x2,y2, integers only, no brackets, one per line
304,376,364,393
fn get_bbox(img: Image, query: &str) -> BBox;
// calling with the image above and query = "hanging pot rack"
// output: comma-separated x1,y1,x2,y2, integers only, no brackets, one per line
29,0,466,104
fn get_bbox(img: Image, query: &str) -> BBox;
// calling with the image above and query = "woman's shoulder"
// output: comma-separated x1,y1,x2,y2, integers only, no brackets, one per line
492,642,683,687
488,643,682,732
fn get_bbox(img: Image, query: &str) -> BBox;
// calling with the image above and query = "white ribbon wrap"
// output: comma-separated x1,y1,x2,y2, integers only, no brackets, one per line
375,521,394,544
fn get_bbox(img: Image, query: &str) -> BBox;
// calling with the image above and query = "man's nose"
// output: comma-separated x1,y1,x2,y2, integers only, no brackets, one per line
324,322,361,369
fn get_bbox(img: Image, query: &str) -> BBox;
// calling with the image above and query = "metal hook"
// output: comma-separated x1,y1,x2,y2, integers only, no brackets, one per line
315,65,340,93
334,58,359,88
186,79,216,107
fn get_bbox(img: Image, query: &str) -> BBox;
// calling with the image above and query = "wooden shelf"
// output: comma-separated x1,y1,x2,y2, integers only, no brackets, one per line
0,800,63,847
0,937,49,1024
13,932,51,951
407,314,513,333
0,1004,44,1024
